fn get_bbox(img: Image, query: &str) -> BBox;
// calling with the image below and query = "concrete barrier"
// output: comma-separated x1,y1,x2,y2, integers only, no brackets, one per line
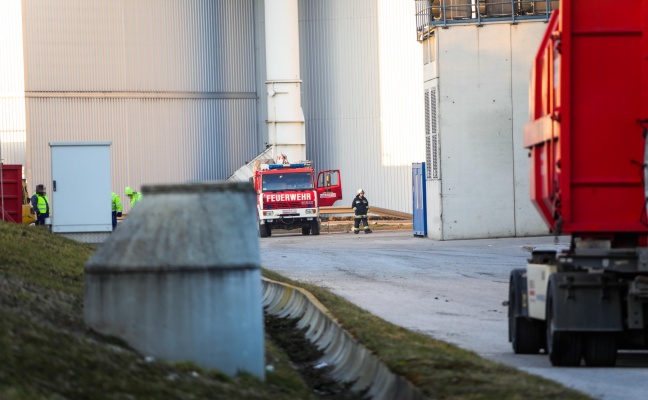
262,278,427,400
84,181,265,379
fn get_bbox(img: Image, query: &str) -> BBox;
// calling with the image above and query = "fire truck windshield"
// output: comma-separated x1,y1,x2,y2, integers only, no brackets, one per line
262,172,313,192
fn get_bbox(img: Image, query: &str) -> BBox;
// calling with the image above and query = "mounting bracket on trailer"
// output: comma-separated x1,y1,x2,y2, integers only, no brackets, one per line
638,248,648,272
638,119,648,138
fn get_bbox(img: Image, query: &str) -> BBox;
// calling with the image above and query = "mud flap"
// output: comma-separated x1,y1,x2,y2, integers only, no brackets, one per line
548,272,623,331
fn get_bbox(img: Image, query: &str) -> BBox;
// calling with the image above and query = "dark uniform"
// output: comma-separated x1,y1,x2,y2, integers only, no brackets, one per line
31,184,49,226
351,189,372,234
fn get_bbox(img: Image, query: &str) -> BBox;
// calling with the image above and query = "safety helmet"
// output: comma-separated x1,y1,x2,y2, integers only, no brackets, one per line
357,188,364,195
36,184,45,192
125,186,133,195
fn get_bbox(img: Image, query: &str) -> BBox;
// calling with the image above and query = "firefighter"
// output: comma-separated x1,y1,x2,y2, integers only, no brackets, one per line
111,191,123,230
30,184,49,226
124,186,143,208
351,188,372,234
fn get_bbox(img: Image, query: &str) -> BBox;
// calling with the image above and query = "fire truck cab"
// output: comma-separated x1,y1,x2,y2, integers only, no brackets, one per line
252,160,342,237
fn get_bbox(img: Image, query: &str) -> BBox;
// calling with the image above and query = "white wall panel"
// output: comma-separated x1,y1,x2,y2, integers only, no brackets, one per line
0,98,27,167
431,21,548,240
439,24,515,239
0,0,27,167
425,180,442,239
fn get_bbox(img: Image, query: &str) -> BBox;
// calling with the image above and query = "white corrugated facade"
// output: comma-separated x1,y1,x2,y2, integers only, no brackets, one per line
300,0,425,212
3,0,425,215
20,0,261,213
0,0,27,168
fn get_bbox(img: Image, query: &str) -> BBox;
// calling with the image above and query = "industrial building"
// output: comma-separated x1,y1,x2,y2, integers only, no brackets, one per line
417,1,557,239
1,0,557,239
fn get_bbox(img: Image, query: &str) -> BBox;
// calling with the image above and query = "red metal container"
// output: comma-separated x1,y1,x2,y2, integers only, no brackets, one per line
524,0,648,236
0,164,23,224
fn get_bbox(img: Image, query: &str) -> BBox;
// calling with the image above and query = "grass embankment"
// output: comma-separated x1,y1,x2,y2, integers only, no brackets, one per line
0,221,591,399
0,222,312,400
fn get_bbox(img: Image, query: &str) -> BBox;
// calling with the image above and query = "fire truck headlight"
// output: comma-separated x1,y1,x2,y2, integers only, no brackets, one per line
305,209,316,214
263,211,274,216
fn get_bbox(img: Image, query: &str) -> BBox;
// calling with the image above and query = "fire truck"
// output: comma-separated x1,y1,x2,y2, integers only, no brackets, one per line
507,0,648,366
253,159,342,237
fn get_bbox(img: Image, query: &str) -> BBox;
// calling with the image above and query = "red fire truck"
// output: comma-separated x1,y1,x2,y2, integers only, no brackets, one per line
508,0,648,366
253,160,342,237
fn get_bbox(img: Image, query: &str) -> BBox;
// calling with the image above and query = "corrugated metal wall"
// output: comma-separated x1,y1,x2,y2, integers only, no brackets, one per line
21,0,259,210
12,0,424,214
27,98,257,187
299,0,425,213
22,0,257,92
0,0,27,168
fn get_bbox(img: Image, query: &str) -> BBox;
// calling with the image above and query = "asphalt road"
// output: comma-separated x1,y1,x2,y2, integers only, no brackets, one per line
260,230,648,400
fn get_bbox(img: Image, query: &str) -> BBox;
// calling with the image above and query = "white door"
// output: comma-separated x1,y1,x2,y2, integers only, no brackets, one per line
50,142,112,233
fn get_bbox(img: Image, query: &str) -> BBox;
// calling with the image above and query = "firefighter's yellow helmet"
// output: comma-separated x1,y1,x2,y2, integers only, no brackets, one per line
125,186,133,195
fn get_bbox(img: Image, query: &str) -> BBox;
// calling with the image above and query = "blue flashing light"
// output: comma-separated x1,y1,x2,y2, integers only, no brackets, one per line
267,163,306,169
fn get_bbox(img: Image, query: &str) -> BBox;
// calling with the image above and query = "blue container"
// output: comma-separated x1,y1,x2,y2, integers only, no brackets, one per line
412,162,427,237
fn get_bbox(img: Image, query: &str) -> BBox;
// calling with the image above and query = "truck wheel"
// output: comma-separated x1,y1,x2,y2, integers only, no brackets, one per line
302,226,311,235
311,220,320,236
546,278,582,366
259,222,269,238
508,275,544,354
583,333,617,367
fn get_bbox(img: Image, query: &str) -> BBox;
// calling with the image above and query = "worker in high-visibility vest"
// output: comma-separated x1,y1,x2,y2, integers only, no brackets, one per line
30,184,50,226
124,186,143,208
111,191,123,230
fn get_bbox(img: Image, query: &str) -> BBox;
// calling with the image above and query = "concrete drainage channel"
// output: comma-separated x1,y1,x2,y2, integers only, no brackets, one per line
262,278,427,400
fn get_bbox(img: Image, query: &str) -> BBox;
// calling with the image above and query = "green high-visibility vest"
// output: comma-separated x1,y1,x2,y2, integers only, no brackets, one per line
111,192,122,212
36,194,49,214
130,192,143,208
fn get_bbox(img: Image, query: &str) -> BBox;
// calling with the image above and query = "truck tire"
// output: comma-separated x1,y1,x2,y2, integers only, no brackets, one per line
583,333,617,367
508,275,544,354
302,226,311,235
546,277,582,366
311,220,320,236
259,222,269,238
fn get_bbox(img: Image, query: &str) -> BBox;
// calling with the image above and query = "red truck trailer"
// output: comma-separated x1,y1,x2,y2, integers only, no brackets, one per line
508,0,648,366
0,164,23,224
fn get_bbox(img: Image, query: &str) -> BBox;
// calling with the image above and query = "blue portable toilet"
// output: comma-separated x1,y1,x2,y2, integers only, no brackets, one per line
412,162,427,237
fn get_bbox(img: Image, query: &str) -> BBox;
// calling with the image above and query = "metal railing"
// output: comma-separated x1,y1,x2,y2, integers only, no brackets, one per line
415,0,558,32
320,206,412,219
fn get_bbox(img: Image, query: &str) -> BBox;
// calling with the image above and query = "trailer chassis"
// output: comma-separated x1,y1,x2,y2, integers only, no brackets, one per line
509,242,648,366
